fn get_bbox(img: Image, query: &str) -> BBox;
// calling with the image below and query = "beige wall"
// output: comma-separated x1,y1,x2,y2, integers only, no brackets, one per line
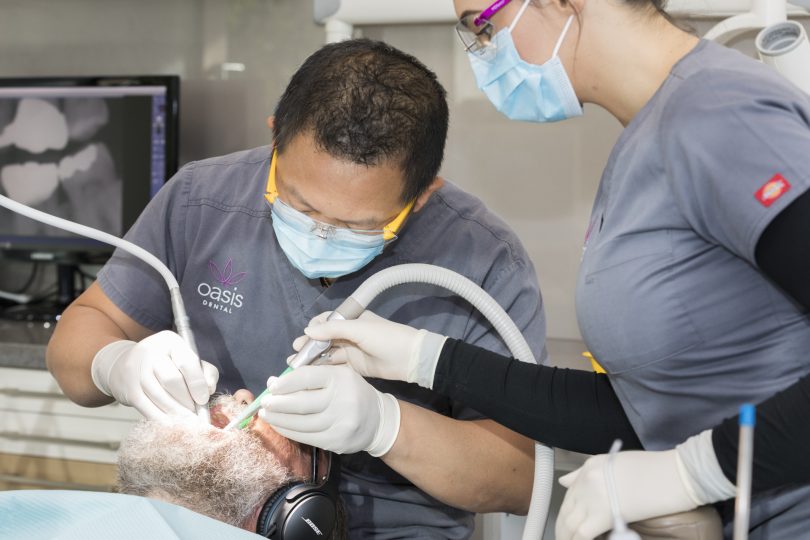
0,1,806,340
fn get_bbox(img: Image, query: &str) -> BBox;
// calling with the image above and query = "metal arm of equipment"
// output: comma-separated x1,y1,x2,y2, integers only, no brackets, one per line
0,194,210,423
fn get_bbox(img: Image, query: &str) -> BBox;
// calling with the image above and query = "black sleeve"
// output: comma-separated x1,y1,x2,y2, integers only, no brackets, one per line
712,374,810,493
712,187,810,492
433,339,642,454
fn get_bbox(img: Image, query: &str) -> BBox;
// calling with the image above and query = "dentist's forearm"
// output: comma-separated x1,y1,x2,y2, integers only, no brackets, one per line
381,401,535,514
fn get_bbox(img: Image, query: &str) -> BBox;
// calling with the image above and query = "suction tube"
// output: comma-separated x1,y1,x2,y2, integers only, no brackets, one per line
319,263,553,540
0,194,210,422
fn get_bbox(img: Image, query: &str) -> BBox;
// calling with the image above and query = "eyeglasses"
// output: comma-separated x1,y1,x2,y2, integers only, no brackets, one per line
455,0,531,57
264,148,414,242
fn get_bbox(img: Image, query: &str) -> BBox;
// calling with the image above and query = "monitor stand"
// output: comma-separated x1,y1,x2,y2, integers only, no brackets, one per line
1,264,79,322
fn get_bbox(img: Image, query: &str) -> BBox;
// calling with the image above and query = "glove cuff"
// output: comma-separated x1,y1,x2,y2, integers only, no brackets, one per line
408,330,447,390
367,392,401,458
90,340,137,397
675,428,737,506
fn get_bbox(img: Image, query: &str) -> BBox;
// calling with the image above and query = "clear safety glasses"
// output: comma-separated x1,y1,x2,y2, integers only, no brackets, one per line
264,148,414,243
455,0,531,58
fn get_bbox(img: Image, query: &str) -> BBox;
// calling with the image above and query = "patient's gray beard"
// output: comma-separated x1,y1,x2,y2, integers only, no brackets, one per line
117,396,293,528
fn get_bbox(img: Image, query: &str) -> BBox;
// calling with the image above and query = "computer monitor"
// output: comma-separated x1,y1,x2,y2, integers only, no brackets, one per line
0,76,179,318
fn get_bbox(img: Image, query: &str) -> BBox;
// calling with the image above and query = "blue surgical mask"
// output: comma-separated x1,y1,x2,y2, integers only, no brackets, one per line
270,198,385,279
468,13,582,123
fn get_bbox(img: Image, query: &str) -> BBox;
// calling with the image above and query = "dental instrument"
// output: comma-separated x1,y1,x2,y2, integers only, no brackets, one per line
233,263,553,540
0,194,210,422
224,312,345,431
733,404,756,540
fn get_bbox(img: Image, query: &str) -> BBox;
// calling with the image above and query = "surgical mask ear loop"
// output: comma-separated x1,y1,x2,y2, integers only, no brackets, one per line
551,15,576,58
605,439,642,540
508,0,533,32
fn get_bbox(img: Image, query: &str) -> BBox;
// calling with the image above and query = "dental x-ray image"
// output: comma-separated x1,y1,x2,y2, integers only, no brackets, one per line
0,95,124,241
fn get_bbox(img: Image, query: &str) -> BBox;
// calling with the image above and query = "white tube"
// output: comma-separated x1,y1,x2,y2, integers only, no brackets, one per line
756,21,810,95
333,263,554,540
324,19,354,43
0,195,177,289
0,194,209,422
733,404,756,540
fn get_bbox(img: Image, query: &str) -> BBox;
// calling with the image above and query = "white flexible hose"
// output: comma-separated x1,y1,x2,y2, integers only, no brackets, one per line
0,195,178,288
0,194,209,422
337,263,554,540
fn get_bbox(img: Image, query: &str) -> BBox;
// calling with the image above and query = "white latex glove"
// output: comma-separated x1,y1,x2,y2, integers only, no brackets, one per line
258,364,400,457
90,331,219,420
556,449,699,540
296,310,447,389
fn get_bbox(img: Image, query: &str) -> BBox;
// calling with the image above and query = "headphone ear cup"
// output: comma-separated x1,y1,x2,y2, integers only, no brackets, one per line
274,488,337,539
257,481,304,538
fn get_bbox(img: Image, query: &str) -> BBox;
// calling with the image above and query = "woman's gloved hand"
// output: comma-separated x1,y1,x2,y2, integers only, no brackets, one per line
258,364,400,457
90,331,219,420
294,310,447,389
556,449,699,540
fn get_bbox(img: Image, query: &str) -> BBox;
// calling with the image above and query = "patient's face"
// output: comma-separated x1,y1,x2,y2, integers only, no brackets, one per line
117,392,310,531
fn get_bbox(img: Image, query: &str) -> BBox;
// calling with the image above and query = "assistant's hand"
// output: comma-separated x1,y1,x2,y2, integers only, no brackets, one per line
90,331,219,420
258,364,400,457
556,449,698,540
296,310,447,389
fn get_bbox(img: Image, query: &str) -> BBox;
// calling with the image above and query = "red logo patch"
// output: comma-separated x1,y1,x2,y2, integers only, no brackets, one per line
755,174,791,207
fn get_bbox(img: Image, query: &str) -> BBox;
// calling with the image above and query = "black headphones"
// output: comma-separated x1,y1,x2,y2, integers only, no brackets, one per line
256,447,341,539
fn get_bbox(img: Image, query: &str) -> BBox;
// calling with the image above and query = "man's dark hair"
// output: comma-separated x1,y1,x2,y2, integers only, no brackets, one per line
273,38,449,203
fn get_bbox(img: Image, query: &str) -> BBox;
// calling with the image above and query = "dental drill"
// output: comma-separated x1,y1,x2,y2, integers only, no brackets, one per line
228,263,554,540
0,194,210,422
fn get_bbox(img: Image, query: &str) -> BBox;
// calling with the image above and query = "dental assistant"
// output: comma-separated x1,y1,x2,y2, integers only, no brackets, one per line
278,0,810,538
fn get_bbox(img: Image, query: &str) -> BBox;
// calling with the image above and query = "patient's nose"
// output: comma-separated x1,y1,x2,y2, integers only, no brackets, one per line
233,389,254,405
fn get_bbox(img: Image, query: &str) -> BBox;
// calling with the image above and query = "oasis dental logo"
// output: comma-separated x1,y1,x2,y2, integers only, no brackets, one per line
197,258,247,314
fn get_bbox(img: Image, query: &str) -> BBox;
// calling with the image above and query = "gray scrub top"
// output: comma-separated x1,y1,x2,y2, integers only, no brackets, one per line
97,145,547,539
576,40,810,538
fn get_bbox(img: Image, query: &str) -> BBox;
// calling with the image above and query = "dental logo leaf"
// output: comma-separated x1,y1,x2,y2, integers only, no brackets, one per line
208,258,247,287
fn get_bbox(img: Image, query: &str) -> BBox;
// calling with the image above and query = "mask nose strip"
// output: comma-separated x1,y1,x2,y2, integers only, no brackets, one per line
313,223,333,239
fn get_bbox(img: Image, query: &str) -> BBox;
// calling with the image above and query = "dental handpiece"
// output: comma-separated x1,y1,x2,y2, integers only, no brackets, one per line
223,312,345,431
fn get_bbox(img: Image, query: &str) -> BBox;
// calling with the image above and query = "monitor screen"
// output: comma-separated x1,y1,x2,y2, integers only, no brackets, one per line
0,76,179,261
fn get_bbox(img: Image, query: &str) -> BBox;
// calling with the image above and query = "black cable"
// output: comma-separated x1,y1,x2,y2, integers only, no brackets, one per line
5,261,40,294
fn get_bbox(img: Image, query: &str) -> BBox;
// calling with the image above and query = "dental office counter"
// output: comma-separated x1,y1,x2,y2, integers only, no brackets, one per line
0,320,138,491
0,321,590,492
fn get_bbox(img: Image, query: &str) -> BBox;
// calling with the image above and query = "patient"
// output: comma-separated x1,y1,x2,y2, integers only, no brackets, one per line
117,391,345,537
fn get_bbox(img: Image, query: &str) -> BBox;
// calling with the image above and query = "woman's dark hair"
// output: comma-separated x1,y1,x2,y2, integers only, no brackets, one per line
622,0,674,22
546,0,676,24
273,38,449,203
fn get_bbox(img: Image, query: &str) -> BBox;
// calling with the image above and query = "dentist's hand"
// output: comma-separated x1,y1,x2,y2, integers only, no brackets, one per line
556,450,698,540
90,331,219,420
295,311,447,389
258,364,400,457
